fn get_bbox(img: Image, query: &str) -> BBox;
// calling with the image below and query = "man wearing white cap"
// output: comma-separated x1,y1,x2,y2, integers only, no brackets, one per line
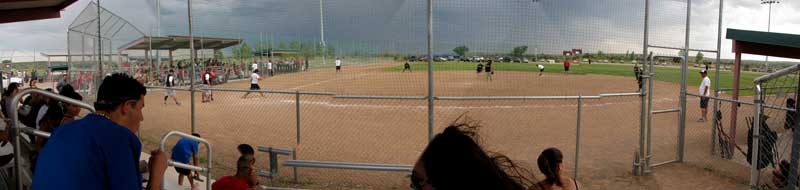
698,69,711,122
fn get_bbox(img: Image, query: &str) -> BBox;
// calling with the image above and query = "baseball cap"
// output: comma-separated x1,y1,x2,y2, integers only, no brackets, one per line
699,69,707,74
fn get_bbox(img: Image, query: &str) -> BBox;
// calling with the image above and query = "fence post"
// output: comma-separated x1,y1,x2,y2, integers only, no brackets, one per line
188,0,196,134
574,96,582,179
677,0,691,163
294,91,301,183
710,0,724,157
296,91,301,144
787,80,800,190
750,84,762,190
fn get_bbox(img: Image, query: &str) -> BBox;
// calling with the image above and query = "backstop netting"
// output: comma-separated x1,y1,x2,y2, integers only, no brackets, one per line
67,2,145,99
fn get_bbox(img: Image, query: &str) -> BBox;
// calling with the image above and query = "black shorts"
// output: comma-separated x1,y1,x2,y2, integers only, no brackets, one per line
564,66,570,71
175,167,191,176
477,68,482,73
336,66,341,70
539,69,545,72
250,84,260,90
700,97,709,108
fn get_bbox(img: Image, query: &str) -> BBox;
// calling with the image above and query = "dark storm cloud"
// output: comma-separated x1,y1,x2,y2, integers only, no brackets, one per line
2,0,799,61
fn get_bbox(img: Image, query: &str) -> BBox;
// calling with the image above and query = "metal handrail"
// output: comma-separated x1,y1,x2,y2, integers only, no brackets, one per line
257,146,294,178
334,95,427,100
435,96,602,100
652,108,680,114
685,93,755,105
750,84,763,189
283,160,412,172
159,131,212,190
754,64,800,83
717,85,798,92
145,86,336,96
203,87,335,96
9,88,96,190
435,92,642,100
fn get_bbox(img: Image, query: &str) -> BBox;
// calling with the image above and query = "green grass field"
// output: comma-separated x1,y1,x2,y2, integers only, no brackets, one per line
387,61,771,95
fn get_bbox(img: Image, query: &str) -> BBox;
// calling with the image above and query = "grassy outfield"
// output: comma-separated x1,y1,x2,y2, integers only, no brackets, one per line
387,61,771,95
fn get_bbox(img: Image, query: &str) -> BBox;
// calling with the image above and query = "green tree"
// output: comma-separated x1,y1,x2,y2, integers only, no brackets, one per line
290,40,300,50
596,51,605,60
453,45,469,57
1,60,10,64
511,46,528,57
695,51,704,64
254,43,264,55
326,45,336,57
678,49,687,57
278,41,287,49
214,50,225,60
300,42,315,57
233,42,253,59
316,43,325,56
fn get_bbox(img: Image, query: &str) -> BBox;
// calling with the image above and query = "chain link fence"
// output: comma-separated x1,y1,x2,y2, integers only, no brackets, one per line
45,0,772,189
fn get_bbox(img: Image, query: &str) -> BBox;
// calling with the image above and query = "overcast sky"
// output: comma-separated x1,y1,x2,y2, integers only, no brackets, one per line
1,0,798,62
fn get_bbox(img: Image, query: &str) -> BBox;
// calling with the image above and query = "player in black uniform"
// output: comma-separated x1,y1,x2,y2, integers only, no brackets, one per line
164,70,181,105
476,62,484,75
403,62,412,72
485,60,494,81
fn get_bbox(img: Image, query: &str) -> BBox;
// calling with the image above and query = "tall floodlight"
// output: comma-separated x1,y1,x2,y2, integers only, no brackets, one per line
320,0,326,65
97,0,102,90
761,0,779,71
156,0,161,80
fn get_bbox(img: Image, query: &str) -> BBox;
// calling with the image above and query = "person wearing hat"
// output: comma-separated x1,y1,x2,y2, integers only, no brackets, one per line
698,69,711,122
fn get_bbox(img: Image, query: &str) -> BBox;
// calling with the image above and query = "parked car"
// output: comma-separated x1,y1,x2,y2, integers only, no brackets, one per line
511,57,530,63
435,57,448,62
407,56,418,62
3,75,23,89
469,56,484,62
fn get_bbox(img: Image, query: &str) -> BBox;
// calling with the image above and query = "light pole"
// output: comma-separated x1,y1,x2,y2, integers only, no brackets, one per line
761,0,779,72
320,0,326,65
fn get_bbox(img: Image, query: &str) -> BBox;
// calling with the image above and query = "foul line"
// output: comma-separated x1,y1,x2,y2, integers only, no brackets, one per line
290,73,371,90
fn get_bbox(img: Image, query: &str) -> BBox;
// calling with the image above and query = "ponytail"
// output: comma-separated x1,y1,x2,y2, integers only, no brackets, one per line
537,148,564,187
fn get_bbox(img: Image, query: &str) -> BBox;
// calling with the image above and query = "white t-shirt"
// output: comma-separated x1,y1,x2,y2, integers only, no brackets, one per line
335,59,342,66
251,73,260,84
252,63,258,71
699,77,711,96
537,64,544,70
268,62,273,70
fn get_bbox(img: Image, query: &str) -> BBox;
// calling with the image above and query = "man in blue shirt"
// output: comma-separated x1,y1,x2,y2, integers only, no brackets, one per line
32,73,167,190
171,133,201,189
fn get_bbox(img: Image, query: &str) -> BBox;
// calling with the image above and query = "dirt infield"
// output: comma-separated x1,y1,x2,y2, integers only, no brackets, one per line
138,63,749,189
